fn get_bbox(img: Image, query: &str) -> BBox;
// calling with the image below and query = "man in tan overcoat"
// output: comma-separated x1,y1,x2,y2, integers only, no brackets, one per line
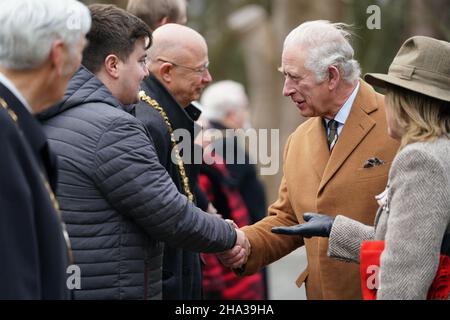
218,20,399,299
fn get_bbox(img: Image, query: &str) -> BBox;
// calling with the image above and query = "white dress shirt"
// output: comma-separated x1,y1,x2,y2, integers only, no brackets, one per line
324,82,360,138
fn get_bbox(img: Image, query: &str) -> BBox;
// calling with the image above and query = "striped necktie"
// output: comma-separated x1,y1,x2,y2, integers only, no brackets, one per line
327,119,339,150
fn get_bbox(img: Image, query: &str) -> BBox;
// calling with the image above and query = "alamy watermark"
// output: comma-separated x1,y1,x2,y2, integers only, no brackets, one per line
366,265,380,290
172,128,280,176
66,264,81,290
366,4,381,30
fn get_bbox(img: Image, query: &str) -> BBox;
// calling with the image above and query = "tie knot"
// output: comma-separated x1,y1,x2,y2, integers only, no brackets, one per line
328,119,339,131
326,119,339,150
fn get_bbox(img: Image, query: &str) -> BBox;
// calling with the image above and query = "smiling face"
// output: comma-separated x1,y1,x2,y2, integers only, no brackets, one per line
147,24,213,108
170,58,211,107
162,42,212,108
281,45,332,118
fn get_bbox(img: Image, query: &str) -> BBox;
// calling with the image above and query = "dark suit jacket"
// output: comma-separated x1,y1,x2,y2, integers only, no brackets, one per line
127,75,204,299
0,82,69,299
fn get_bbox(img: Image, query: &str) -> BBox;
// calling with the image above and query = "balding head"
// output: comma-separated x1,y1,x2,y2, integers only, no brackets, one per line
148,23,207,66
147,24,212,108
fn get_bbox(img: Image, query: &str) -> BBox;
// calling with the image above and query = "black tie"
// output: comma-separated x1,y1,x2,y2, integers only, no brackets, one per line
327,119,339,150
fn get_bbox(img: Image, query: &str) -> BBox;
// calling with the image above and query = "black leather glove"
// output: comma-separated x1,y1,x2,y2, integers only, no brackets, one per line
271,212,335,238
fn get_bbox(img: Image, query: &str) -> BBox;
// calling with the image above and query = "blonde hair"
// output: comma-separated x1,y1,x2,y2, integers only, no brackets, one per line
386,85,450,149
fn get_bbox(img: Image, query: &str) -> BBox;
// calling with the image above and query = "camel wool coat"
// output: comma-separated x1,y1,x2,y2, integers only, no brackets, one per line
241,80,399,299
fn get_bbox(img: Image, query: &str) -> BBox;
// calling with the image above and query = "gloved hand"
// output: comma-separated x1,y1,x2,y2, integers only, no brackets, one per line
271,212,335,238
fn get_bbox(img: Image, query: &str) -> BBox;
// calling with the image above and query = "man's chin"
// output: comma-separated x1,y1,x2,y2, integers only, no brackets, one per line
193,93,202,101
297,109,312,118
121,96,139,106
129,90,142,105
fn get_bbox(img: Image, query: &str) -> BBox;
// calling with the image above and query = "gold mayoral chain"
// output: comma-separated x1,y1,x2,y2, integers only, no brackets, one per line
138,91,194,202
0,97,18,122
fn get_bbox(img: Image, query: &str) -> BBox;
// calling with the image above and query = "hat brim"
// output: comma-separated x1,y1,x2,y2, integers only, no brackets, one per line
364,73,450,103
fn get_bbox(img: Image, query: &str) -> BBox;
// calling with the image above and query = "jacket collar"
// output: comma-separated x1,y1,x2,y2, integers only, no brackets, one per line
306,79,379,193
0,81,58,188
38,66,122,121
0,72,32,113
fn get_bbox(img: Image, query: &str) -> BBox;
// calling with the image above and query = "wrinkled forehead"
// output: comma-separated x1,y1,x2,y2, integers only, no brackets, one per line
281,44,307,71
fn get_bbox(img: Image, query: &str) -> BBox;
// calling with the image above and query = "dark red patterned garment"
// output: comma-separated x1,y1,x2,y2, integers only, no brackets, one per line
199,152,264,300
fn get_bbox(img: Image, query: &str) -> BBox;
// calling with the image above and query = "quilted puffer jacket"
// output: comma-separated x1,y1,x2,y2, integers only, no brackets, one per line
38,66,236,300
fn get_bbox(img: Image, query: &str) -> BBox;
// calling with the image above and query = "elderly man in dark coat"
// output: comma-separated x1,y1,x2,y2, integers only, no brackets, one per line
0,0,91,299
127,24,214,300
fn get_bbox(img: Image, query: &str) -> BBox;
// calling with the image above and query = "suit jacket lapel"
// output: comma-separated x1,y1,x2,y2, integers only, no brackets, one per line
306,117,329,180
318,81,378,193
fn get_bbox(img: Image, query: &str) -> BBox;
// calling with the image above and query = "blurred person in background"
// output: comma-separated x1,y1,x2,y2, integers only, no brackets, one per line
127,0,187,31
0,0,91,299
201,80,267,225
198,80,268,300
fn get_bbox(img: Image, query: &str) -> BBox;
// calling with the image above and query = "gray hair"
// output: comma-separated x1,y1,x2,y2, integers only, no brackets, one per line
0,0,91,70
284,20,361,84
201,80,248,121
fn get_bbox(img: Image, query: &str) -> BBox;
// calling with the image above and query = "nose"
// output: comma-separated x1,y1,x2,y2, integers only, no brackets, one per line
282,78,295,97
202,69,212,84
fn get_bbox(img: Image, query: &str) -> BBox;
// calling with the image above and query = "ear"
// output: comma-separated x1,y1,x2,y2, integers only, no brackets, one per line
48,40,66,77
104,54,121,79
327,65,340,90
155,16,169,28
158,62,173,83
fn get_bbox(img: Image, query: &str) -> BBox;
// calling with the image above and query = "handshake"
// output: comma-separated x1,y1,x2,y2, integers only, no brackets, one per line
216,220,251,270
215,213,335,270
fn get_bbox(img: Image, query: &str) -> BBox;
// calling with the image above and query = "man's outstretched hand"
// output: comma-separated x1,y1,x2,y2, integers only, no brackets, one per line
271,212,335,238
217,224,250,270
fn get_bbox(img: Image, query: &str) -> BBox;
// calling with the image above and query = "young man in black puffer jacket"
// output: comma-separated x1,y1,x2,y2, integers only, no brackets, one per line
38,4,249,300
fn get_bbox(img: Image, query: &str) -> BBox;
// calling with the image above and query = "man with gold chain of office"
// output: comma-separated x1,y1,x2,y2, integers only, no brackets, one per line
124,23,213,300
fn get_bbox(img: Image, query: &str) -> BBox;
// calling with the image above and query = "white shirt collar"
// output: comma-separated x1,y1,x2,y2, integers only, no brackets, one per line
333,81,360,126
324,82,360,136
0,72,33,113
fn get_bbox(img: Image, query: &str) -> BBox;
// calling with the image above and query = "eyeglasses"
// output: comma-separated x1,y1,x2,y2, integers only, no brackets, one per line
157,58,209,74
